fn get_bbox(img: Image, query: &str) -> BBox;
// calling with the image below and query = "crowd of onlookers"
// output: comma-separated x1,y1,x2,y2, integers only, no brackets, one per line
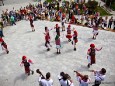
0,1,115,37
35,68,106,86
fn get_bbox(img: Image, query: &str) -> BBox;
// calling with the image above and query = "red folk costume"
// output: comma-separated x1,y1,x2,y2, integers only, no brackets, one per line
73,30,78,44
29,16,35,32
55,24,60,36
20,56,33,75
0,38,9,54
87,44,102,68
44,27,51,51
66,25,72,41
72,29,78,51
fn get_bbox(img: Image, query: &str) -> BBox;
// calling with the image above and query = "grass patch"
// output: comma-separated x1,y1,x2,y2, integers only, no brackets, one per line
46,0,52,3
110,2,115,11
96,6,112,16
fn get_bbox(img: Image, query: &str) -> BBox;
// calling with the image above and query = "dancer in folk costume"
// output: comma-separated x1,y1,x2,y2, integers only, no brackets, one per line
74,71,90,86
66,24,72,42
55,35,61,54
92,24,99,39
72,29,78,51
61,17,66,31
0,38,9,54
29,15,35,32
61,13,66,31
87,44,102,68
54,24,60,36
20,56,34,75
44,27,51,51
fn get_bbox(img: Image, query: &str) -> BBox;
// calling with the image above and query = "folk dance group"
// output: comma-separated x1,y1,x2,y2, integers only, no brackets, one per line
0,14,106,86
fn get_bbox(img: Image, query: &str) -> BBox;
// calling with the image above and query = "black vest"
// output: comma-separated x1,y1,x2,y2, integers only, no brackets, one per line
89,48,95,56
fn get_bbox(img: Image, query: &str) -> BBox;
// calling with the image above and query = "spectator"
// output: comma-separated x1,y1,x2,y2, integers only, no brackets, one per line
59,73,74,86
36,69,53,86
74,71,90,86
91,68,106,86
108,16,113,29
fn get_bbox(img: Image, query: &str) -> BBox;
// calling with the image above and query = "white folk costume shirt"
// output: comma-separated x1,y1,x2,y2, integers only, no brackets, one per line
77,76,90,86
94,71,106,82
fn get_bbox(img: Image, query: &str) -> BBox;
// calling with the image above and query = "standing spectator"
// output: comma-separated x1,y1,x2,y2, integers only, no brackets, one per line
91,68,106,86
58,72,65,81
87,44,102,68
10,15,16,26
108,16,113,29
102,16,108,29
59,73,74,86
36,69,53,86
74,71,90,86
113,19,115,30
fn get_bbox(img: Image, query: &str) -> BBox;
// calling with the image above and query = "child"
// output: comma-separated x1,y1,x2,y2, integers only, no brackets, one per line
54,24,60,36
66,24,72,42
72,29,78,51
61,17,66,31
29,15,35,32
87,44,102,68
0,38,9,54
92,24,99,39
20,56,34,75
44,27,51,51
55,35,61,54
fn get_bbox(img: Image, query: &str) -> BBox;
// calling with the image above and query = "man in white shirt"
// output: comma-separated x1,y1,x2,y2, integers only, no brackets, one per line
36,69,53,86
91,68,106,86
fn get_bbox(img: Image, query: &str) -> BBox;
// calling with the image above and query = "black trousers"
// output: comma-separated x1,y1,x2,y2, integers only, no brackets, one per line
45,41,50,47
92,80,101,86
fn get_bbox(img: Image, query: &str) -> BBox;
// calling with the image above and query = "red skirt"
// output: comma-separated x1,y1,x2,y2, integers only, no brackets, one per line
66,34,72,39
25,67,30,73
74,39,78,43
30,24,34,27
91,56,96,64
2,43,7,49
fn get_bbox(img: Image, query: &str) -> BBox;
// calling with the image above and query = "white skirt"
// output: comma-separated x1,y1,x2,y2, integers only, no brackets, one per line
56,45,61,49
93,30,98,35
